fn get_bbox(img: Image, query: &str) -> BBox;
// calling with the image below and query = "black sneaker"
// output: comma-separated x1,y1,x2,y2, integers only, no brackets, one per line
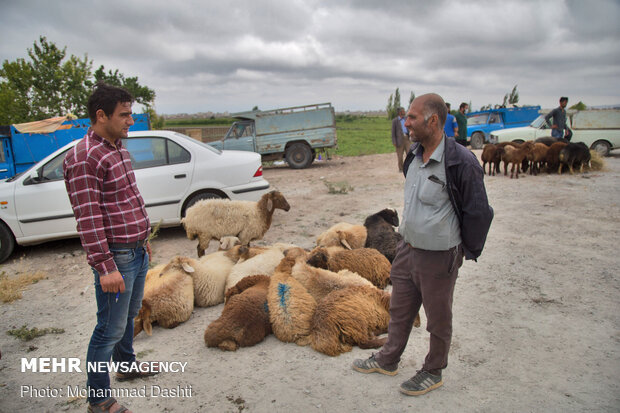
352,354,398,376
399,369,443,396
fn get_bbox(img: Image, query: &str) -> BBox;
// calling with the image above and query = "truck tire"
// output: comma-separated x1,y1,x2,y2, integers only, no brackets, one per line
182,191,224,217
470,132,485,149
0,221,15,263
591,140,611,157
285,143,313,169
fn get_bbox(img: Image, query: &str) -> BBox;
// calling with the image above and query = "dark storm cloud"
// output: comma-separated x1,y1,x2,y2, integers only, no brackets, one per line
1,0,619,113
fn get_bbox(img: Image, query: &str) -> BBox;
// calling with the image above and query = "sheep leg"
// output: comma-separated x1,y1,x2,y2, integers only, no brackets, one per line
358,335,388,349
218,340,239,351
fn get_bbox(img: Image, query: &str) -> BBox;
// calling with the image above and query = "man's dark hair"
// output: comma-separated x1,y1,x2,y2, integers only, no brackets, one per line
87,82,134,123
559,96,569,103
446,102,451,110
459,102,468,110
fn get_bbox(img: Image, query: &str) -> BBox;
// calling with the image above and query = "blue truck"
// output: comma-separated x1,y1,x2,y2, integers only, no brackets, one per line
208,103,337,169
0,114,150,179
466,106,541,149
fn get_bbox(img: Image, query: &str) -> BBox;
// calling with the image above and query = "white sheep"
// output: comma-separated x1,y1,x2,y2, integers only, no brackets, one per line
182,190,291,257
224,244,294,292
134,258,194,337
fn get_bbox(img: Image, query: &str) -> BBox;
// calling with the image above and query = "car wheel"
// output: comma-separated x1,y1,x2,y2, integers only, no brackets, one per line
0,221,15,263
182,192,223,217
285,142,313,169
591,140,610,157
512,139,525,144
470,132,484,149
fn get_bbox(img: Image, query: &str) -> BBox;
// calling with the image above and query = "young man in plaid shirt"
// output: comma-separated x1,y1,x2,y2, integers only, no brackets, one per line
64,83,155,413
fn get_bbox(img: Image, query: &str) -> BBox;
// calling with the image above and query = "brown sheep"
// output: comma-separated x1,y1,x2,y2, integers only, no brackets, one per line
310,285,392,356
204,275,272,351
306,247,392,289
316,222,367,250
498,141,529,174
545,141,568,173
134,260,194,337
527,142,549,176
502,142,533,179
481,144,504,176
267,256,317,346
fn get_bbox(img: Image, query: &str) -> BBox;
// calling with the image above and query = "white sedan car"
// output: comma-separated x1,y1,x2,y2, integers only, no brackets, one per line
0,130,271,262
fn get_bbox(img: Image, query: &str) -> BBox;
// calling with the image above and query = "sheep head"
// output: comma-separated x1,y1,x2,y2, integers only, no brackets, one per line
306,247,329,269
376,208,399,227
162,256,197,276
134,301,153,337
219,236,241,251
265,190,290,212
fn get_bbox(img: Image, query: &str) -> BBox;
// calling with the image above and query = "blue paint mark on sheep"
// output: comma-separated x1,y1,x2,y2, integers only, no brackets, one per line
263,300,269,314
277,283,290,309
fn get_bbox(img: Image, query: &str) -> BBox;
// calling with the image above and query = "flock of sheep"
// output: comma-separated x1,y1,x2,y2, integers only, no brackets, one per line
133,191,417,357
481,138,602,179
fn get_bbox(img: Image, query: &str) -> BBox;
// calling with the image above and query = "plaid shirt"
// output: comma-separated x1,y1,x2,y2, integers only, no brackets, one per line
63,129,150,275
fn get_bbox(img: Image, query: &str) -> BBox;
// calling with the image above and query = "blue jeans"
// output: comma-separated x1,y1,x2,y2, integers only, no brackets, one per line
551,128,564,139
86,245,149,404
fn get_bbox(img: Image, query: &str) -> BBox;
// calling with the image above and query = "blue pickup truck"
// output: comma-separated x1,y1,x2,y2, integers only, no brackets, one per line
0,114,150,179
466,106,541,149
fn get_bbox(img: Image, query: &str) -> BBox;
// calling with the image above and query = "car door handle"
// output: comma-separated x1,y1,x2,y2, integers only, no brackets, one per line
174,174,186,179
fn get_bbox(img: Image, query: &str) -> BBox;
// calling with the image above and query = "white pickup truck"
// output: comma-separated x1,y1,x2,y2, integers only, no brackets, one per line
490,109,620,156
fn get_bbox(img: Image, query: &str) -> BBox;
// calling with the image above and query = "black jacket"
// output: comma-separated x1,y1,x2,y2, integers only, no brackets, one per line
403,136,493,261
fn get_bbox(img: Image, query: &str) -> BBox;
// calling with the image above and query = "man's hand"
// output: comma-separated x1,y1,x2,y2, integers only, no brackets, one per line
100,270,125,294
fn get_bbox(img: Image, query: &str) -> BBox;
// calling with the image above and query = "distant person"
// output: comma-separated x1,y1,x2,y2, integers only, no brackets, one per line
353,93,493,397
391,107,411,172
455,102,469,147
545,97,570,140
64,83,157,413
443,103,458,138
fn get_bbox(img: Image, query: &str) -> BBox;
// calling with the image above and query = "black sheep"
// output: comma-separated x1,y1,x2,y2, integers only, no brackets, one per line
558,142,591,174
363,209,402,263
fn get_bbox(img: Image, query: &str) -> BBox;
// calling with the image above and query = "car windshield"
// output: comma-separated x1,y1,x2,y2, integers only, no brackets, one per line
172,132,222,154
530,115,550,129
467,114,489,125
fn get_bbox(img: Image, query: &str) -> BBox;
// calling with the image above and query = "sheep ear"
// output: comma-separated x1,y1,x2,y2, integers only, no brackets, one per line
144,320,153,336
181,262,195,273
267,198,274,212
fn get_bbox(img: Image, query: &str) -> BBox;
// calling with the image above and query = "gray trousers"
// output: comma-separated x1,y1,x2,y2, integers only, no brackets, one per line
375,240,463,373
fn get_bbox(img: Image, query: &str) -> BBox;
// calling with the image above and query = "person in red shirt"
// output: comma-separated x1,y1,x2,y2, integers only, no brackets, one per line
64,83,155,413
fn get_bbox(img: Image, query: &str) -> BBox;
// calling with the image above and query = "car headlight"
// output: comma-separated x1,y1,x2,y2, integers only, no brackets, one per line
489,134,498,144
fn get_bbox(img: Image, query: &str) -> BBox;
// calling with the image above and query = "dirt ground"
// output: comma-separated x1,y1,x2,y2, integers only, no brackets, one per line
1,149,619,413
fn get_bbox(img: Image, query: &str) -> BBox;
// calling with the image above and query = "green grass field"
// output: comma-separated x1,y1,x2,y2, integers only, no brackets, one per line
165,115,393,157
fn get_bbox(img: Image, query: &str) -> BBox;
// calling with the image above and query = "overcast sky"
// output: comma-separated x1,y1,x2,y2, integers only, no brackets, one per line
2,0,620,114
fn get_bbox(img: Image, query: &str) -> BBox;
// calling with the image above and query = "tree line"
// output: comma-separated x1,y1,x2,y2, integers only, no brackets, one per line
0,36,162,127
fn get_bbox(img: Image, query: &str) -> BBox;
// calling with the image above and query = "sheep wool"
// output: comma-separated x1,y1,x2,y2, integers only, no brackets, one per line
182,190,290,257
316,222,367,250
204,275,272,351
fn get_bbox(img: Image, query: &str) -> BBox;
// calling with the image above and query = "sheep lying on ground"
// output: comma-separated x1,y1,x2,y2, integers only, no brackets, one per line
267,256,317,345
310,285,392,356
134,259,194,337
363,208,402,263
182,190,291,257
306,247,392,289
316,222,367,250
224,244,290,292
218,236,241,251
204,275,272,351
